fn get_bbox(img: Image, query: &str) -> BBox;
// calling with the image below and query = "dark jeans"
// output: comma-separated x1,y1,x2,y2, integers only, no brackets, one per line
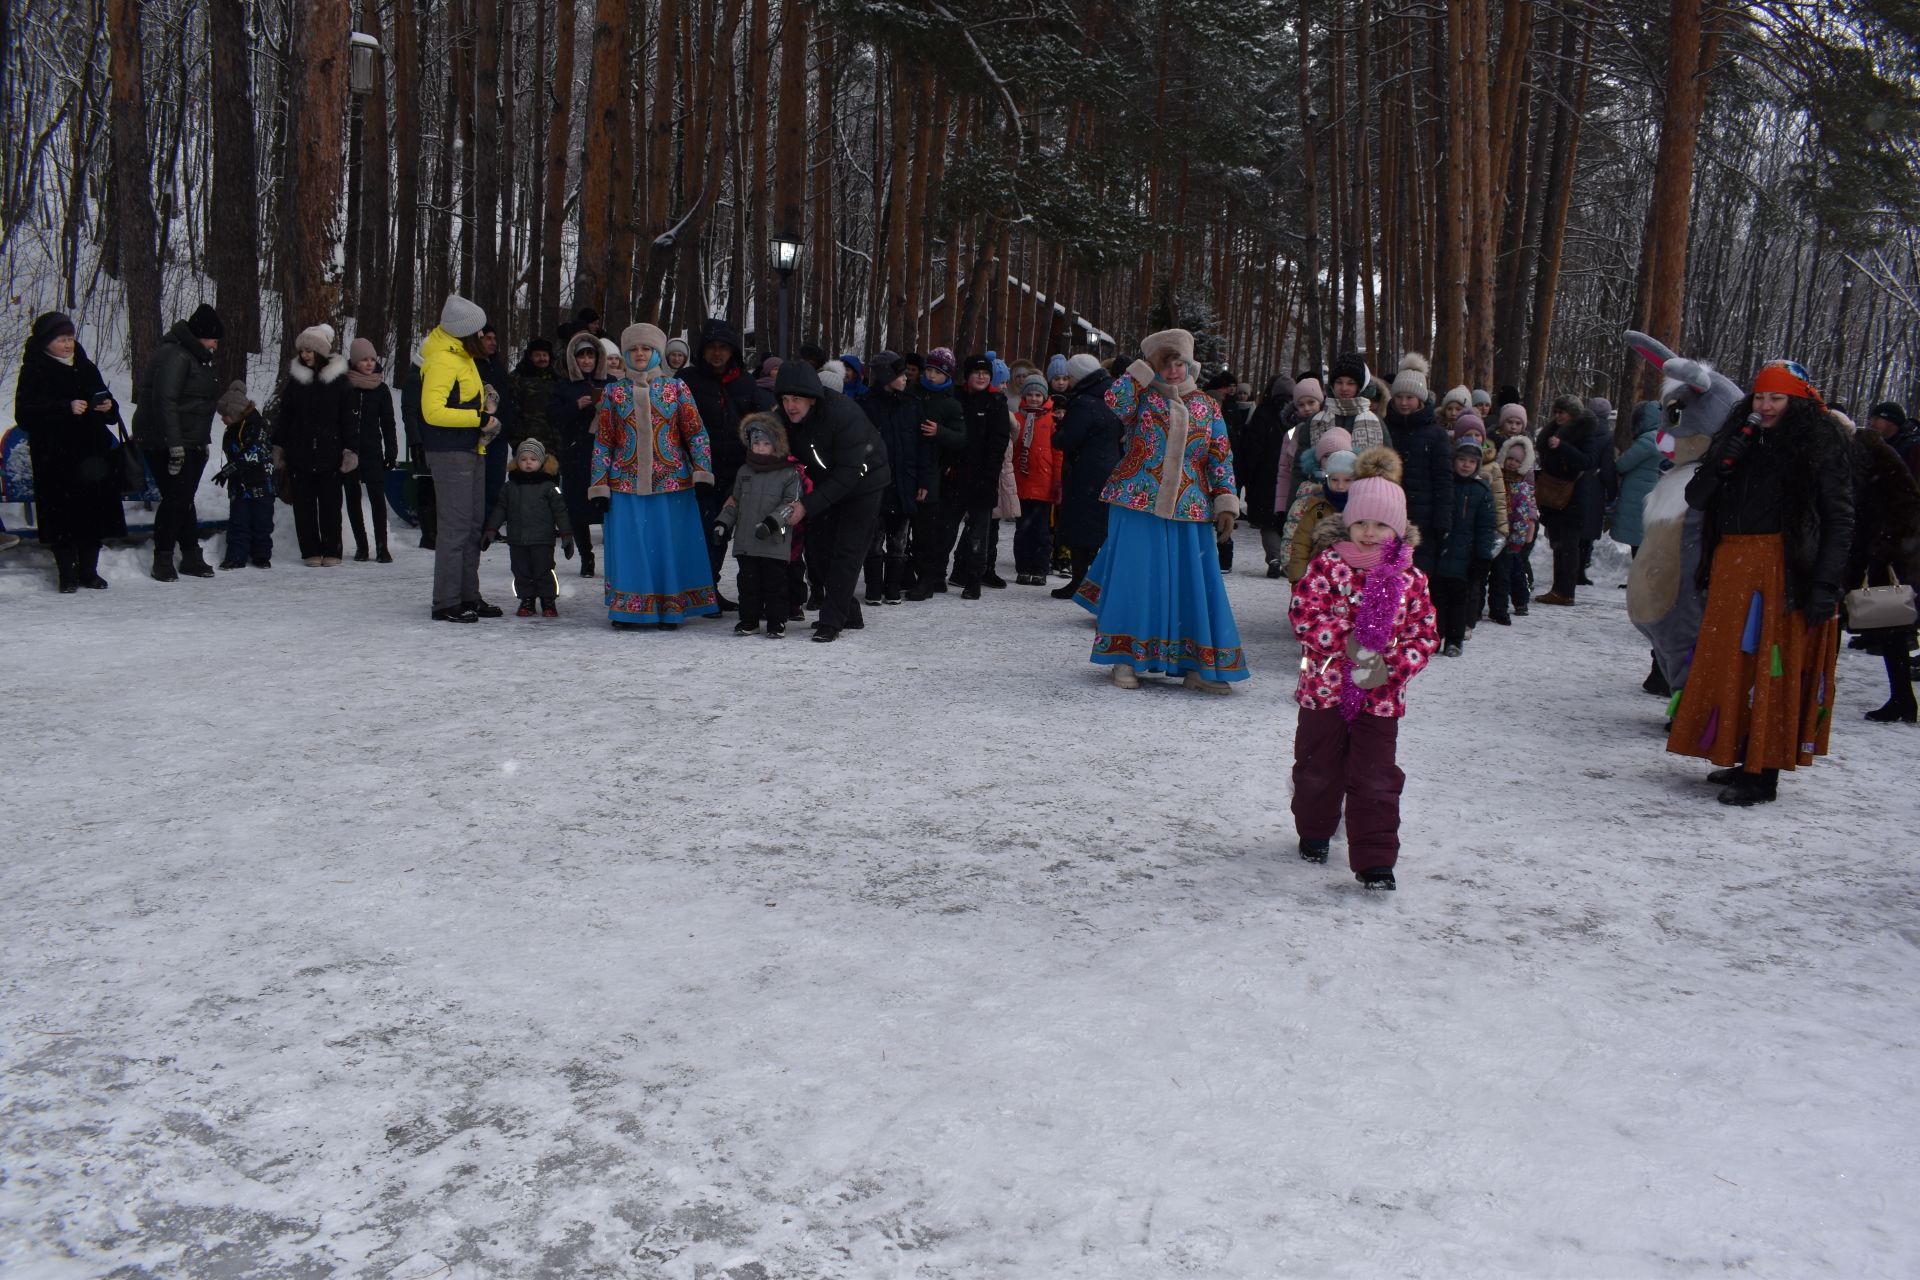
152,446,209,568
735,555,791,627
1291,706,1403,873
912,503,948,589
289,467,344,560
508,542,557,604
865,511,912,599
1434,564,1490,643
811,487,883,631
1488,547,1526,621
223,495,274,565
943,497,994,586
1014,501,1053,576
343,467,389,553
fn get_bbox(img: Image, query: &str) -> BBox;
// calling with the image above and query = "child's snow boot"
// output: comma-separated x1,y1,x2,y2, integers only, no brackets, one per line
733,619,759,636
542,602,559,618
1357,869,1397,891
1298,838,1330,864
516,599,535,618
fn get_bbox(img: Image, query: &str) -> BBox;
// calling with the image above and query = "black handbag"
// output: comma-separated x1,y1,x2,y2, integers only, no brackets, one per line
111,421,149,495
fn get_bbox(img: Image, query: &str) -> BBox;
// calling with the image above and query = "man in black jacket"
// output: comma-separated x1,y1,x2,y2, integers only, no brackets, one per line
946,354,1014,598
682,318,773,593
1383,360,1454,579
905,348,967,597
773,361,891,642
132,304,224,579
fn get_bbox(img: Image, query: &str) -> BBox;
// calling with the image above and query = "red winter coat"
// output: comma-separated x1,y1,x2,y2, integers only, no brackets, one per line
1012,404,1062,504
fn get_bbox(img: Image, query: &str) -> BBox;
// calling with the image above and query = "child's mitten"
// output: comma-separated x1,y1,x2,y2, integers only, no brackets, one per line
562,538,575,560
1345,635,1390,690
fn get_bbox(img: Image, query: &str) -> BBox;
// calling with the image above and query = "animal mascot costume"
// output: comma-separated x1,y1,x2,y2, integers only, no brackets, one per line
1622,331,1745,696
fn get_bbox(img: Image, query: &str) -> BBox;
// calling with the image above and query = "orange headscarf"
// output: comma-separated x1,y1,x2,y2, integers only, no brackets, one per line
1750,360,1825,408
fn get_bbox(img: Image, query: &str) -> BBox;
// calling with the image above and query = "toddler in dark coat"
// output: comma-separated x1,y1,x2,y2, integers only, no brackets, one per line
1433,439,1502,654
484,438,573,616
214,381,276,569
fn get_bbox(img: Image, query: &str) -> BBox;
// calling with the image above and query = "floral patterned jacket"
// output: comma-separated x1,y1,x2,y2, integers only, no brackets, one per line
589,375,713,498
1100,366,1239,523
1504,473,1539,550
1288,545,1439,718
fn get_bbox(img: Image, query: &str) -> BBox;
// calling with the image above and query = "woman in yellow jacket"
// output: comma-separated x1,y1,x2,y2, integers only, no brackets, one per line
419,294,506,622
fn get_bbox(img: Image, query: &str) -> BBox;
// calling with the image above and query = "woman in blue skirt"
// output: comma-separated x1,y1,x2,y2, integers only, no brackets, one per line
587,323,720,630
1074,328,1247,692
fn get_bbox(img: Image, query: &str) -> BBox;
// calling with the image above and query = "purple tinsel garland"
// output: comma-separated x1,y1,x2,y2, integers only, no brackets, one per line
1336,537,1412,722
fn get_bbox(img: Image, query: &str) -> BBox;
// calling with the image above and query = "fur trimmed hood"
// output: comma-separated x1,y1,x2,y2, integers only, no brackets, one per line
1353,445,1403,485
1498,435,1537,474
287,353,348,385
737,410,790,455
564,331,604,379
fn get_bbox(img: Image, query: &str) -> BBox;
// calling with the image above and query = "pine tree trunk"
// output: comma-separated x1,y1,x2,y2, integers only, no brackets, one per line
810,14,835,348
282,0,352,352
1296,0,1323,375
208,0,261,375
1524,12,1592,409
470,0,499,320
538,0,574,328
392,0,421,340
108,0,163,375
573,0,625,311
881,60,911,350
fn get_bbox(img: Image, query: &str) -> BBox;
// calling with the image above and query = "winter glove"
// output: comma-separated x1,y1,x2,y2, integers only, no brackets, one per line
1345,635,1391,690
1804,583,1840,628
341,450,359,474
589,495,611,517
712,523,728,541
478,415,503,447
481,528,498,551
1126,359,1157,389
482,384,500,416
1713,414,1761,475
167,446,185,476
562,538,575,560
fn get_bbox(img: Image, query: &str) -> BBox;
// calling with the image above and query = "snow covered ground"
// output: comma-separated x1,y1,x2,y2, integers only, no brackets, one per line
2,518,1916,1279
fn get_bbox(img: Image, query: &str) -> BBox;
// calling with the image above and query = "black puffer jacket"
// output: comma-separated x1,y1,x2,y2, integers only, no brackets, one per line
863,385,932,515
774,360,890,516
1052,369,1125,549
952,386,1013,509
1384,404,1454,542
132,319,221,451
274,355,354,472
1236,378,1296,527
345,380,399,468
549,332,608,524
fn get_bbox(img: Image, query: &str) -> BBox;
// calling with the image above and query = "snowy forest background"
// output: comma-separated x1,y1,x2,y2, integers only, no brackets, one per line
2,0,1918,415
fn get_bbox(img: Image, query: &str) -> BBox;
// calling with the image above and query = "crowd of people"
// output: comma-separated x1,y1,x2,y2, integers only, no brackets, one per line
10,297,1919,886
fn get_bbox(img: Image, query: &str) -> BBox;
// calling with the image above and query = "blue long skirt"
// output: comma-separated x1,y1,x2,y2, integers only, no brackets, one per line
603,488,720,624
1072,505,1249,681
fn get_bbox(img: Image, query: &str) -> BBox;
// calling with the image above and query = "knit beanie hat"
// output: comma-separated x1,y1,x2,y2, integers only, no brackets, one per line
925,347,956,376
527,337,554,356
989,352,1010,389
1390,353,1430,399
295,324,335,357
666,336,691,362
1587,395,1614,425
1471,389,1493,410
1454,437,1486,460
599,337,622,367
1322,449,1358,478
1294,377,1325,405
1453,412,1486,441
515,438,547,464
439,294,486,338
1047,354,1069,380
215,380,251,421
1440,385,1472,411
868,351,905,387
962,354,993,377
187,303,224,340
1315,426,1353,460
1498,403,1529,433
1342,476,1408,536
1021,373,1048,398
1329,352,1369,390
349,336,378,365
1869,401,1906,429
1066,353,1103,383
819,360,846,392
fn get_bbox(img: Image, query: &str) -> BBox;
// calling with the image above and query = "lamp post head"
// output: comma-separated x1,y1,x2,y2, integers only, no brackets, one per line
770,234,802,276
350,32,381,97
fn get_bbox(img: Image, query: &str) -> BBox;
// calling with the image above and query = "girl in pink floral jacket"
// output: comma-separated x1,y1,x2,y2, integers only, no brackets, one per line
1285,470,1439,890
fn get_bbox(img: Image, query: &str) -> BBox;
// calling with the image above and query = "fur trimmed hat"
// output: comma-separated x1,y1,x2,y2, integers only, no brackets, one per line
620,322,668,362
1141,329,1196,370
32,312,76,346
1390,353,1431,400
1499,434,1537,473
439,294,486,338
740,411,788,451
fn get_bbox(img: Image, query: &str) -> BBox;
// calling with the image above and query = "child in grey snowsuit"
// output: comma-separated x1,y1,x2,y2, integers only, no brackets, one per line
484,438,574,616
714,413,804,637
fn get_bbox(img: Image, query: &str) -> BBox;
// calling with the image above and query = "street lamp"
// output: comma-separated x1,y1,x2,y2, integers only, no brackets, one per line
771,233,801,360
350,32,381,96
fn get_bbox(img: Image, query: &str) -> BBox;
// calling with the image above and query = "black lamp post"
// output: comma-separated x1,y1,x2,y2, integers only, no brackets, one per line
345,33,380,307
771,233,802,360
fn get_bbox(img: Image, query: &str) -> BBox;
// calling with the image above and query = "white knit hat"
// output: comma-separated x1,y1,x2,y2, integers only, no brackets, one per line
1065,353,1103,382
294,324,336,357
1390,353,1430,400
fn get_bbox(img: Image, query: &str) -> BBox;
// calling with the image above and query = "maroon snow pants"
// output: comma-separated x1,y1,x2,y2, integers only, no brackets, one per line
1291,707,1404,873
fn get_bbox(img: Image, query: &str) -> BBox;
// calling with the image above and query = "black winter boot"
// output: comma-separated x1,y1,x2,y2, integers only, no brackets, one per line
1642,653,1671,697
1357,869,1397,890
54,546,79,593
1717,769,1779,806
78,543,108,589
1298,838,1330,864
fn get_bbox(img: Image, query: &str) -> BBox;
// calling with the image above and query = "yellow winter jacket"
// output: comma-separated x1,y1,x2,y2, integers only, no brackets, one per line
418,326,488,453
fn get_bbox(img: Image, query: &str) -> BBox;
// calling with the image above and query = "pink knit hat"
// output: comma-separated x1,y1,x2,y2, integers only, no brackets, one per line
1343,476,1408,537
1315,426,1352,459
1294,377,1325,405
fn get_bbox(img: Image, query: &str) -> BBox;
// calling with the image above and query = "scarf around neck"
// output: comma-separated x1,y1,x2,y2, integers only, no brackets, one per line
1149,374,1197,520
1336,535,1413,721
347,366,385,391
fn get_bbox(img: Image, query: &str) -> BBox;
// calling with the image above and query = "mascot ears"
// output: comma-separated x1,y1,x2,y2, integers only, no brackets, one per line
1625,329,1676,369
